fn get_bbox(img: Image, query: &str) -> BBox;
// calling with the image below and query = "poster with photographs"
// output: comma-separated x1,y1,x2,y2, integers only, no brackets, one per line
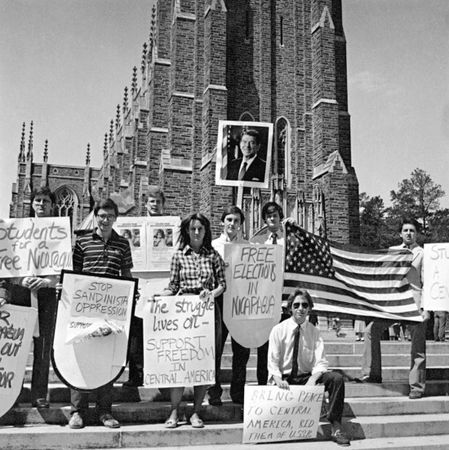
215,120,273,189
115,216,180,272
115,217,146,271
148,216,180,271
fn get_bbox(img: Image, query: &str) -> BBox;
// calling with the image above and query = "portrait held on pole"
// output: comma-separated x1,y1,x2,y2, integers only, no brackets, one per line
215,120,273,189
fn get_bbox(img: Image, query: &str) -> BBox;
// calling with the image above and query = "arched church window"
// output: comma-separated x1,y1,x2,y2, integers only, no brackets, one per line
273,117,290,184
54,187,77,226
239,111,255,122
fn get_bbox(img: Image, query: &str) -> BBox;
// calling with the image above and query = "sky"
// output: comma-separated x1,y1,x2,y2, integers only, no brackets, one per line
0,0,448,218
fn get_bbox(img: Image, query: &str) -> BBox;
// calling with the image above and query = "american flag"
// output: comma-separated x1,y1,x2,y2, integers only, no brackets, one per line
283,222,422,322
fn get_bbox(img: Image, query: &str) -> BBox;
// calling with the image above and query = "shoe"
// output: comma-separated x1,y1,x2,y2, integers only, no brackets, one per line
359,375,382,383
208,397,223,406
99,413,120,428
33,398,50,409
68,412,84,429
164,417,179,429
331,429,350,446
189,414,205,428
409,391,423,399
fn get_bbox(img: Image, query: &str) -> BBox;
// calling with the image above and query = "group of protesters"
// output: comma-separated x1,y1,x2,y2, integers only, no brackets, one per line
1,181,433,448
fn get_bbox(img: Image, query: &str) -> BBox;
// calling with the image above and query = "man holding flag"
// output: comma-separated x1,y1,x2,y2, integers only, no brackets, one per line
360,218,428,399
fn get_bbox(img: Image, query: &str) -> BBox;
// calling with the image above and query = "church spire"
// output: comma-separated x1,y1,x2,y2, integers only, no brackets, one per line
141,42,148,85
43,139,48,162
85,143,91,166
18,122,26,162
115,104,121,130
131,66,138,95
26,120,34,161
103,133,108,159
123,86,128,114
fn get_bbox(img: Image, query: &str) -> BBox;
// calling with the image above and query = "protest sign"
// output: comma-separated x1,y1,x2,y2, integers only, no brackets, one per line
143,295,215,388
115,216,180,272
0,305,37,418
52,271,137,390
0,217,72,278
423,243,449,311
223,244,283,348
147,216,180,271
243,385,324,444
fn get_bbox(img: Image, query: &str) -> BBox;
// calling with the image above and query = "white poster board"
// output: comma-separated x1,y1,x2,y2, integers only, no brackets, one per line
0,305,37,418
223,244,283,348
423,243,449,311
115,216,180,272
143,295,215,388
0,217,72,277
243,385,324,444
52,271,137,390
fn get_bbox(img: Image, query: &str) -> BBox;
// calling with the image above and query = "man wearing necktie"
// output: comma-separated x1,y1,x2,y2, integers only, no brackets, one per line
359,217,428,400
268,289,350,446
226,129,266,182
250,202,286,386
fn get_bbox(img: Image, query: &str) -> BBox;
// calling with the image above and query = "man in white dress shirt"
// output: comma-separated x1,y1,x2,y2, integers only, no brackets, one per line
268,288,350,446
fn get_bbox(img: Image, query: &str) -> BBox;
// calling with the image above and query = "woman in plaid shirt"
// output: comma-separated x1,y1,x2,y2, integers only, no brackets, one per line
161,213,226,429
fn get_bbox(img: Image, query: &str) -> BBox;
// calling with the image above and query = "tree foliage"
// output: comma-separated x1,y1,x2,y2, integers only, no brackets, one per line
390,168,445,232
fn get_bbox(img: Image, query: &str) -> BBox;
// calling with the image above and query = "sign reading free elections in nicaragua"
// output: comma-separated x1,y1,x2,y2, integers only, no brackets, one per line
223,244,283,348
0,217,72,277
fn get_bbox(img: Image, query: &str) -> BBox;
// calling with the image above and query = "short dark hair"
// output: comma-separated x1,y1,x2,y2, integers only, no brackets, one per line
31,186,56,205
261,201,284,221
94,198,119,217
287,289,314,310
179,213,213,250
399,217,420,233
242,129,261,145
147,186,165,204
221,205,245,224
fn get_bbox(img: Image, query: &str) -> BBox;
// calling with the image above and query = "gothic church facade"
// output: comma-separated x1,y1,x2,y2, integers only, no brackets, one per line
10,0,359,244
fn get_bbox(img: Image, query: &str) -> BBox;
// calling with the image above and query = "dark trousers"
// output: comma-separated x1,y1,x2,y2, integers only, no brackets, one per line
257,341,269,385
208,296,250,403
362,320,426,393
70,382,114,417
127,316,144,384
433,311,447,341
31,288,58,403
284,371,345,424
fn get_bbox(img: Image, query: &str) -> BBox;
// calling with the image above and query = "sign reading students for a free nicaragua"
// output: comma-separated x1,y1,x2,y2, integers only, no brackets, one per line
0,217,72,277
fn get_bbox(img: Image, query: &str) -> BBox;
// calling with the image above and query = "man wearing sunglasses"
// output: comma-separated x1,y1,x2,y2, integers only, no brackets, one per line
268,288,350,446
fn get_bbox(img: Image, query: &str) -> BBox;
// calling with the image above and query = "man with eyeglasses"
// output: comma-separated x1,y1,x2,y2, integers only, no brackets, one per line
69,198,133,430
268,288,350,446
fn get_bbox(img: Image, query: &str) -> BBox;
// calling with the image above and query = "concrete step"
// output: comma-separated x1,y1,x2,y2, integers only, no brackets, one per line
221,339,449,355
16,378,449,405
2,413,449,449
99,435,449,449
5,395,449,426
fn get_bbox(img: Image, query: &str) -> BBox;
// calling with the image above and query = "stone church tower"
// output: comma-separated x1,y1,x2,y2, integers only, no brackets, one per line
10,0,359,244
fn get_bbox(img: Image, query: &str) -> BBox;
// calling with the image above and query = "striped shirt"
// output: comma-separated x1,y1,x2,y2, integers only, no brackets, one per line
167,245,226,295
73,229,133,276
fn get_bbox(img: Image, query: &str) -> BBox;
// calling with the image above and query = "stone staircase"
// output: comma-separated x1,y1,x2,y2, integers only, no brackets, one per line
2,326,449,449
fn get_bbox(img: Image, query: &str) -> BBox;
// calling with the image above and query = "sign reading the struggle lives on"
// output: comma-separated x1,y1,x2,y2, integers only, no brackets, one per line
223,244,283,348
0,217,72,278
143,295,215,388
0,305,37,419
243,385,324,444
52,271,137,390
423,243,449,311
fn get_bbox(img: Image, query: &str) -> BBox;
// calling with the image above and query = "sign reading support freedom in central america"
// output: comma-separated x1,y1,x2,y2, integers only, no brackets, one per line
143,295,215,388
